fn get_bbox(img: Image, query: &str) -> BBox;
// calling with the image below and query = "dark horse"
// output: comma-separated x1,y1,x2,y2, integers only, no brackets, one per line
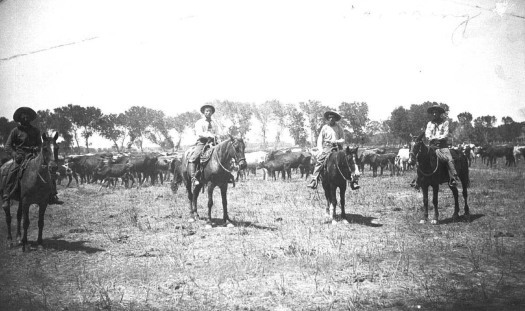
408,133,470,224
320,146,360,224
178,136,246,227
0,132,59,251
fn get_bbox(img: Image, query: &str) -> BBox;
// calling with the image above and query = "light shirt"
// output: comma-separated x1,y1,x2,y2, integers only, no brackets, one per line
425,120,449,140
195,117,222,142
317,123,345,149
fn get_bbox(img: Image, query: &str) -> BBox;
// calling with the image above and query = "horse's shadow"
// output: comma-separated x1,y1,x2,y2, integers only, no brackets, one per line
39,238,105,253
206,218,277,231
340,214,383,227
440,213,484,225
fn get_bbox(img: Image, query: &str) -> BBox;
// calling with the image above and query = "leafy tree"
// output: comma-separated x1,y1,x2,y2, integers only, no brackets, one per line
285,104,307,147
452,112,474,144
338,102,369,143
214,101,253,138
0,117,17,146
55,104,101,153
473,115,496,144
145,110,175,151
166,111,201,150
387,106,411,143
252,103,273,148
35,109,74,152
124,106,161,152
299,100,330,147
98,113,126,152
81,106,103,152
268,100,287,146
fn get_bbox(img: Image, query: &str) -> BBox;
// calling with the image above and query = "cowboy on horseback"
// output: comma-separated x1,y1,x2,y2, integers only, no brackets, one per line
188,104,223,186
425,104,460,187
307,111,345,189
1,107,63,209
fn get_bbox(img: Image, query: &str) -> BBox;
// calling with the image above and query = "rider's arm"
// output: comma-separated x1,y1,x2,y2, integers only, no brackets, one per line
317,126,325,149
4,128,17,158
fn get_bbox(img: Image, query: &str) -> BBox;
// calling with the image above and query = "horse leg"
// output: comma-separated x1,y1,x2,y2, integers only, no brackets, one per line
206,184,215,227
189,184,202,222
420,185,429,224
323,183,331,221
330,184,338,224
340,184,348,223
2,198,13,247
16,200,23,244
449,184,460,222
462,183,470,222
431,185,439,225
37,203,48,250
220,183,234,228
20,201,30,251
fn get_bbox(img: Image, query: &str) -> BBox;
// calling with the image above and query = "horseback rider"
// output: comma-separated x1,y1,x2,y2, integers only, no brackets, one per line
307,111,345,189
188,104,223,186
425,104,460,187
1,107,63,209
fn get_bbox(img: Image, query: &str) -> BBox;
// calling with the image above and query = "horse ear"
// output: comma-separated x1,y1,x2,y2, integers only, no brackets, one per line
42,132,48,140
416,132,425,142
53,132,59,141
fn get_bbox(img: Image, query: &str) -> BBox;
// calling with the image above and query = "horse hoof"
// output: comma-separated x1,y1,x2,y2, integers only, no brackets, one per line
431,220,439,225
419,220,427,224
226,223,235,228
331,220,338,225
205,224,213,229
452,214,460,222
341,219,349,224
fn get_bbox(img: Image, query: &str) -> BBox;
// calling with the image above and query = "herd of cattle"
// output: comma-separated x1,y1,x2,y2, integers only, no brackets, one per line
34,142,524,189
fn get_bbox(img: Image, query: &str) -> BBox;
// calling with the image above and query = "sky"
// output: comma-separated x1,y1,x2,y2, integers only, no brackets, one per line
1,0,524,138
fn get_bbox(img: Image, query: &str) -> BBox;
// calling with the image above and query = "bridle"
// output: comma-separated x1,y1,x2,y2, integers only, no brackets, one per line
409,141,439,177
215,139,246,174
335,151,356,181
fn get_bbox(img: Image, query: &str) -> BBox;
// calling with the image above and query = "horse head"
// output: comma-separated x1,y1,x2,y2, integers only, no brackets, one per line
41,132,59,173
345,146,360,177
408,132,426,166
229,135,247,170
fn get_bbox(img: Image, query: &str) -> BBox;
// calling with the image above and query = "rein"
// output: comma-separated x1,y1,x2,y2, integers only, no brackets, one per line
335,152,354,181
412,143,440,177
214,140,245,174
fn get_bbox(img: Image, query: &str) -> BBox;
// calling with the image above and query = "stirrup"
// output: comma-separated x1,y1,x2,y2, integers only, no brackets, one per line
307,179,318,189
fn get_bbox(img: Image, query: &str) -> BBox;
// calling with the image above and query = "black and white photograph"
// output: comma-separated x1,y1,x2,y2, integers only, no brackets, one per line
1,0,524,310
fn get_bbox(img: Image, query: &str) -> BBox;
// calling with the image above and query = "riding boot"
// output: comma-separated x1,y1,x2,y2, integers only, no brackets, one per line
447,160,459,187
189,162,199,186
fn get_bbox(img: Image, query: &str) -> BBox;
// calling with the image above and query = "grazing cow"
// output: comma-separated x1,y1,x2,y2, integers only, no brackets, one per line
238,151,268,180
370,153,397,177
357,148,381,174
94,161,135,189
298,152,312,180
263,151,306,180
394,148,411,175
484,145,514,168
514,146,525,163
156,155,177,184
66,154,105,184
128,153,158,185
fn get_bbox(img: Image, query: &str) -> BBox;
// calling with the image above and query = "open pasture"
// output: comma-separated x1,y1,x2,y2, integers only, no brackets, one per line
1,160,525,310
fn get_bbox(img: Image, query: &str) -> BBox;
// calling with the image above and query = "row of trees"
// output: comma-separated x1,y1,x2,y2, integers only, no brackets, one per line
0,101,523,153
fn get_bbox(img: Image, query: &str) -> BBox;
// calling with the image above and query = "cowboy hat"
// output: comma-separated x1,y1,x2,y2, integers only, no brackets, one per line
200,104,215,114
13,107,37,123
324,111,341,121
427,104,445,114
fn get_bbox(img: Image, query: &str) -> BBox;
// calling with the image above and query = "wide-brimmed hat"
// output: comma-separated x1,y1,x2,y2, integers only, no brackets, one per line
13,107,37,122
200,104,215,114
427,104,445,114
324,111,341,121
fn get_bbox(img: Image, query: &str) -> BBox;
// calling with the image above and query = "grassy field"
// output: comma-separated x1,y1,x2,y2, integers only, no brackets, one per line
1,159,524,310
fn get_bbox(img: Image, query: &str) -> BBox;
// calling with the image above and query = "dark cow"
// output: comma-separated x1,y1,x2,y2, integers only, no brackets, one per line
67,154,105,184
128,153,158,185
370,153,397,177
484,145,514,168
263,151,306,180
94,161,135,189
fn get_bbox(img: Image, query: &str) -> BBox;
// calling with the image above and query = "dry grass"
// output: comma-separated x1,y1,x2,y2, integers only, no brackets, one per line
1,160,525,310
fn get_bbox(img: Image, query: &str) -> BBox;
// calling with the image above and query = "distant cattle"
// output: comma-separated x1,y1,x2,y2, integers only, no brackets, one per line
394,148,410,175
237,151,268,180
262,151,306,180
156,155,178,184
370,153,396,177
66,154,105,184
484,145,514,168
128,153,158,185
94,161,135,189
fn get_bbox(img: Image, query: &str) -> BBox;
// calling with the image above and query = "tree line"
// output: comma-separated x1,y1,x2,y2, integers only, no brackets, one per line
0,101,523,153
